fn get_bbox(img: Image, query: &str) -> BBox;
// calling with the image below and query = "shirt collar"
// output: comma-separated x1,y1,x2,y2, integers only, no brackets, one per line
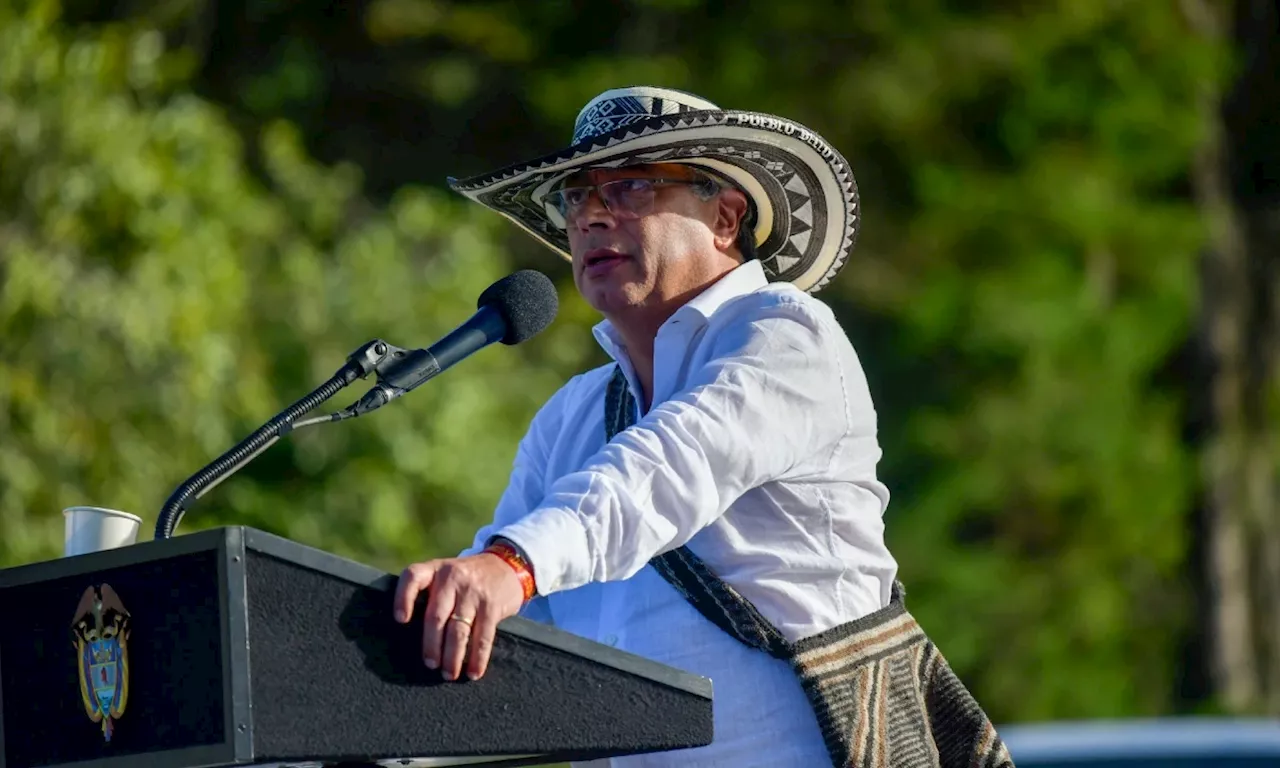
591,259,769,363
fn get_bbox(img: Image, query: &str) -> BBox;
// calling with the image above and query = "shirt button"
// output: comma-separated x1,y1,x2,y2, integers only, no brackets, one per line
604,634,619,646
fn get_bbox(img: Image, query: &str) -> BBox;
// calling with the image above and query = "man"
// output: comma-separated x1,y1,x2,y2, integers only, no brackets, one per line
393,87,1012,768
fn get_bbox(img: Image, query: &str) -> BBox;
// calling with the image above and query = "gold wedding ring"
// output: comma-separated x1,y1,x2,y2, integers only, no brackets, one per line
449,613,474,627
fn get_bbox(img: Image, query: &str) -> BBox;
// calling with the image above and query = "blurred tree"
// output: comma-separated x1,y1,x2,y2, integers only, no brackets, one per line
8,0,1262,728
0,0,599,577
1182,0,1280,716
195,0,1212,722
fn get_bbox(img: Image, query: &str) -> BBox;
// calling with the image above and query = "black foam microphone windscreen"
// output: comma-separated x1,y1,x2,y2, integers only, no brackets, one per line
478,269,560,345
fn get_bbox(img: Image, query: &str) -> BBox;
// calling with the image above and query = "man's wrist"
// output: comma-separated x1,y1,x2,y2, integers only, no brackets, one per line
483,537,537,602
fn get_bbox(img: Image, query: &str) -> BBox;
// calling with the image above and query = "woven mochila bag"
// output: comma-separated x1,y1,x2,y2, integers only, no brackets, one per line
604,367,1015,768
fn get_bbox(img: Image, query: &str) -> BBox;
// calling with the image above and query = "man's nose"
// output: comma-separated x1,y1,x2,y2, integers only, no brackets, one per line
574,190,616,231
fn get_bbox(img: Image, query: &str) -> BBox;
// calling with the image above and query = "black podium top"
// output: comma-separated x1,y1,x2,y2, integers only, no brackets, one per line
0,527,713,768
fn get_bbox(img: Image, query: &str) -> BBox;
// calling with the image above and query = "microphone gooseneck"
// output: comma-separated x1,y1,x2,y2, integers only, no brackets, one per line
153,365,358,540
152,339,394,540
152,269,560,540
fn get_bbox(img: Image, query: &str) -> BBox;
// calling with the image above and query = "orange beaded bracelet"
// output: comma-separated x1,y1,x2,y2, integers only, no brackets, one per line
484,539,537,602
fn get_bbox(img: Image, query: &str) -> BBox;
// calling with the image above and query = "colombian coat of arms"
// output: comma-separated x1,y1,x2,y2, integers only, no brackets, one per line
70,584,131,742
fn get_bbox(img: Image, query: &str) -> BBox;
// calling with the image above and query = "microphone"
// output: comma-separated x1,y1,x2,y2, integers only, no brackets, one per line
153,268,559,539
344,269,559,417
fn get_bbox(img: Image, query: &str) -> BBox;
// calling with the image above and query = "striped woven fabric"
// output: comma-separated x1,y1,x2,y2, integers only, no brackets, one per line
604,366,1015,768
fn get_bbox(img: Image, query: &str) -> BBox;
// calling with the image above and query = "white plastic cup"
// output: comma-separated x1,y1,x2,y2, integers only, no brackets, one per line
63,506,142,557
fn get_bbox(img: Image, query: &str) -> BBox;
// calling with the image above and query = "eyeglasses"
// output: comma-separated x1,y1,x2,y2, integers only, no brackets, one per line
546,177,718,224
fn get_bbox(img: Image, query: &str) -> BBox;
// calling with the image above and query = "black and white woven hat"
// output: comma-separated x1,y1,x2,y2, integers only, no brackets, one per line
447,86,860,294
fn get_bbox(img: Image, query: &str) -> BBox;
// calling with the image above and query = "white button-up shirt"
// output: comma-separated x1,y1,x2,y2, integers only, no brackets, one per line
463,259,898,767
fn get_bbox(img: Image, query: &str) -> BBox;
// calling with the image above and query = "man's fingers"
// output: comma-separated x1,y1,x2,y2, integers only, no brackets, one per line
394,562,439,624
422,566,458,671
401,555,524,680
466,604,500,681
441,594,480,682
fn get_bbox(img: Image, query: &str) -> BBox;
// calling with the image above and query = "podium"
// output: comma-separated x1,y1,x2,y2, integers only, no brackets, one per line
0,527,714,768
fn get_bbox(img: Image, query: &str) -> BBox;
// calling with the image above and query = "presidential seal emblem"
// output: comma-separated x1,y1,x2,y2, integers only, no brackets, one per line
71,584,131,742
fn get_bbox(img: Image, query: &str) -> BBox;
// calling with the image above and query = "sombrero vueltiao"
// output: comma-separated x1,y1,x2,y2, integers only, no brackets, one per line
447,86,860,294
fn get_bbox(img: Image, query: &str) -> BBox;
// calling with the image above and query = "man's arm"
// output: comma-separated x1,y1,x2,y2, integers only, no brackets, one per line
495,296,855,596
391,295,862,682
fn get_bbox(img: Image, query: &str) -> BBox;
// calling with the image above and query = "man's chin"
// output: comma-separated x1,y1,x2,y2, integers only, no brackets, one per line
584,281,644,316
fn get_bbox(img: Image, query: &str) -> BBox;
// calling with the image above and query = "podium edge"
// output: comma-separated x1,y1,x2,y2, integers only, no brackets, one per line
240,529,394,591
0,607,6,768
0,529,230,589
495,619,714,702
0,745,242,768
220,528,254,765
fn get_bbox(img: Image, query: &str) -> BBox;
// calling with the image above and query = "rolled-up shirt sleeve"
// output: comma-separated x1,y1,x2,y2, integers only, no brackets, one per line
496,297,853,596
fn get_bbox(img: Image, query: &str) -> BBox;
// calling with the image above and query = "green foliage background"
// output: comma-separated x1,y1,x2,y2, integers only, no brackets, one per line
0,0,1237,725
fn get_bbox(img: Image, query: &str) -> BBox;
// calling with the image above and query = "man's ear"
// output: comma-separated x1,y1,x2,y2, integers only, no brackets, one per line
712,188,750,254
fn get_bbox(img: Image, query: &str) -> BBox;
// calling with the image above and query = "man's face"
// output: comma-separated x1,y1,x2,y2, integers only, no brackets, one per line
557,163,747,317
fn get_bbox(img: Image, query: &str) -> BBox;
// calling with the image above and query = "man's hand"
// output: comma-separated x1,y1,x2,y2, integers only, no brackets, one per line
393,553,525,681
